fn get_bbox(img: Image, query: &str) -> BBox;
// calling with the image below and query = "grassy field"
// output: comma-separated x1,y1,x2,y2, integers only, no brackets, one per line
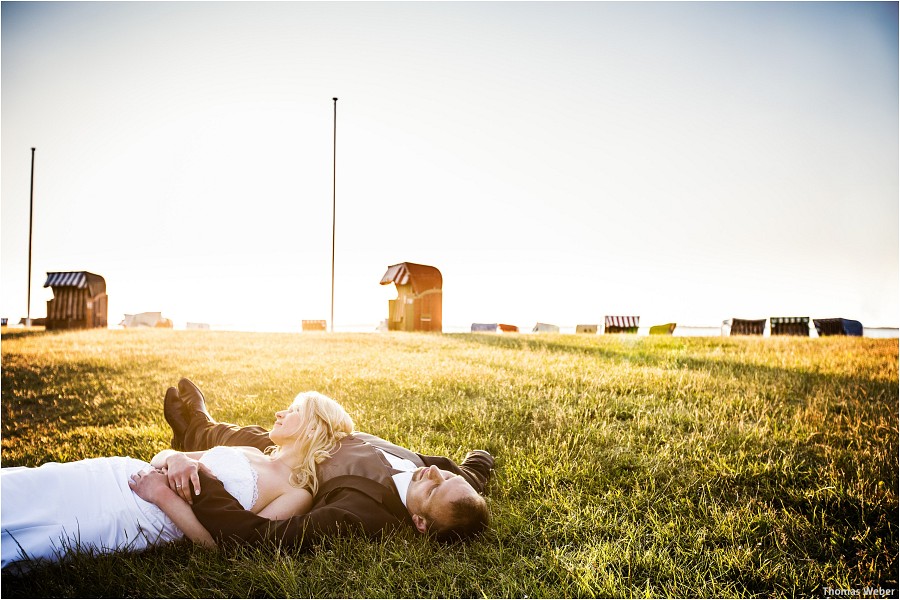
1,328,897,598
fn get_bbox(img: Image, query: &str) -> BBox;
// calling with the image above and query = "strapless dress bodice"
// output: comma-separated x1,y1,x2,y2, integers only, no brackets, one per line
199,446,259,511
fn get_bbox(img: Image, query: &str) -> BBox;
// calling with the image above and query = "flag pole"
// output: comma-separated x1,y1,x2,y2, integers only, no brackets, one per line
331,98,337,333
26,147,35,327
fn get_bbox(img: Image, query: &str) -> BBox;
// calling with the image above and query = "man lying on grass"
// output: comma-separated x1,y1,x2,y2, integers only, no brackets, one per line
132,378,493,549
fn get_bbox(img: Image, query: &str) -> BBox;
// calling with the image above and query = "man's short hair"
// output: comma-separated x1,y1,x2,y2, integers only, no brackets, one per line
431,494,490,542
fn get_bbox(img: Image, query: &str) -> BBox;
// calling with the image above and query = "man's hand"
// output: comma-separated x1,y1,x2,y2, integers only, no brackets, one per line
163,453,203,503
129,468,178,505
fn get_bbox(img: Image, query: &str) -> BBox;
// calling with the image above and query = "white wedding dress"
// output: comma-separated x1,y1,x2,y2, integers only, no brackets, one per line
1,446,259,570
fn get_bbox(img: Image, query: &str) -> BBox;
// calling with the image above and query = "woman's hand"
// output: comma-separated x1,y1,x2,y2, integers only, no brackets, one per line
129,468,177,505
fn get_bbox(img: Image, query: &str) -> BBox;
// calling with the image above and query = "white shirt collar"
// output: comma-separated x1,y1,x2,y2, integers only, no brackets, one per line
376,448,417,508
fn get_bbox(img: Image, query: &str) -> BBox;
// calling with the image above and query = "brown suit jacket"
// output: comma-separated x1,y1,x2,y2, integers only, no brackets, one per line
190,432,492,548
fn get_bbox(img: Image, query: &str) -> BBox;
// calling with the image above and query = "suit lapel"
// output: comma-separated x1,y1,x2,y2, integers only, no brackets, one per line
315,436,413,525
317,474,412,525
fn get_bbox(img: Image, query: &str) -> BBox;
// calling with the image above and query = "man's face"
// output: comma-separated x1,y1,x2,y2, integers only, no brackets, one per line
405,465,479,533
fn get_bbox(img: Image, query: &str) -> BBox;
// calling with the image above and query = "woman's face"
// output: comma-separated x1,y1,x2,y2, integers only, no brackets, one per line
270,405,310,445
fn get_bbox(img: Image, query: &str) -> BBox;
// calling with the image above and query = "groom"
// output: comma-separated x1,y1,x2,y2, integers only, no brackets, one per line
163,379,494,547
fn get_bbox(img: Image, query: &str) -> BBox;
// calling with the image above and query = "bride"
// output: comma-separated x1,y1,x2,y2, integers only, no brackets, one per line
1,390,354,570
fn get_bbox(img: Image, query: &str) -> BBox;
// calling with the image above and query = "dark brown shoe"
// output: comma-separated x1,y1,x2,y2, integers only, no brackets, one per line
177,377,213,422
163,387,189,450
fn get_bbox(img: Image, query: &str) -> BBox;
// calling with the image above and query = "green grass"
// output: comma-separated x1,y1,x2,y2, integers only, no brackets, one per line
1,328,897,598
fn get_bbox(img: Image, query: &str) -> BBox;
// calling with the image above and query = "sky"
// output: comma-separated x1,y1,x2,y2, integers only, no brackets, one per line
2,1,898,333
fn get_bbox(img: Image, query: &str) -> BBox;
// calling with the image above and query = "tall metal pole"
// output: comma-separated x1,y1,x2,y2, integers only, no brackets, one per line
331,98,337,333
26,147,35,327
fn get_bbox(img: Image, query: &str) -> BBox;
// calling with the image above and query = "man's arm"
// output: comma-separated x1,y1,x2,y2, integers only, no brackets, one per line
191,472,401,548
129,469,216,548
457,450,494,495
418,450,494,495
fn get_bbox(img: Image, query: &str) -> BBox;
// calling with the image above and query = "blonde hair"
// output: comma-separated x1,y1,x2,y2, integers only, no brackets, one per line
271,391,354,496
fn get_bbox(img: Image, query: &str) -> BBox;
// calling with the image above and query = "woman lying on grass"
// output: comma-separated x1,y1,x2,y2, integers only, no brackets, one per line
0,391,354,571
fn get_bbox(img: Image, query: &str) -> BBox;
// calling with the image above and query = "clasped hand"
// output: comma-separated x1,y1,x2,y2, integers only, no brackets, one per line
130,454,203,505
161,453,203,503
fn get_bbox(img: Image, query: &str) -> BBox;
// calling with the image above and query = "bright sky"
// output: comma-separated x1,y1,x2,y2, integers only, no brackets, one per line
2,2,898,332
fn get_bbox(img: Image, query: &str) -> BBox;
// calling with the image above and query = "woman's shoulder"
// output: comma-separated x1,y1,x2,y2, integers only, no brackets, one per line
276,482,314,513
283,481,313,498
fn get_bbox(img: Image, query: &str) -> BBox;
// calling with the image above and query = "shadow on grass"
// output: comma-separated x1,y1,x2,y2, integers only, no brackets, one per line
454,333,898,399
0,328,50,341
0,360,162,446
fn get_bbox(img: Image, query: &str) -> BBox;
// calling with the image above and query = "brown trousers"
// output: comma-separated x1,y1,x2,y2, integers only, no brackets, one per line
183,419,273,453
